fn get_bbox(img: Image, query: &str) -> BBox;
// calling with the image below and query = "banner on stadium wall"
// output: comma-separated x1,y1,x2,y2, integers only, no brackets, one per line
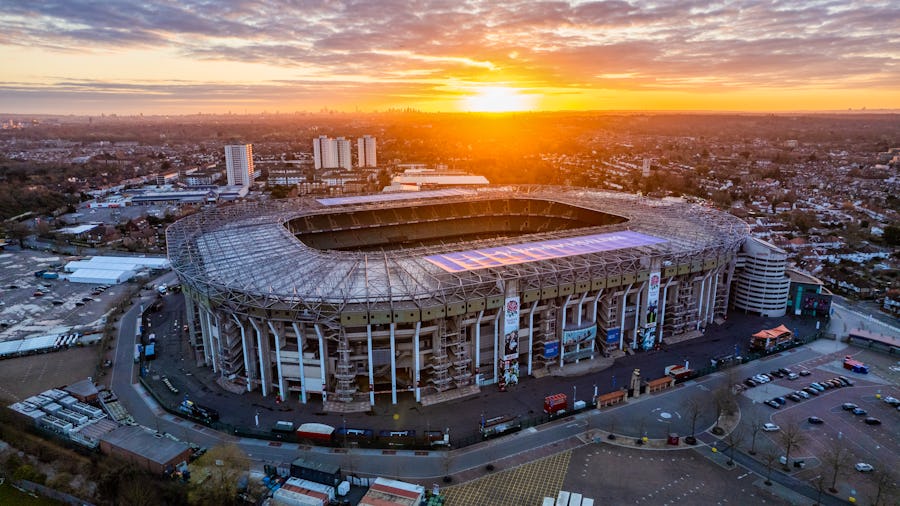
562,325,597,344
605,328,620,345
502,360,519,385
544,341,560,358
503,296,520,360
646,271,661,327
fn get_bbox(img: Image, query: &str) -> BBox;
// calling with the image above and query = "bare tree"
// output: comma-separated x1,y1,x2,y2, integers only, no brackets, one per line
189,443,249,506
761,449,779,486
722,426,745,466
811,474,827,506
870,464,897,506
747,416,764,455
606,414,618,440
777,419,806,470
685,397,703,444
821,439,849,493
712,383,737,433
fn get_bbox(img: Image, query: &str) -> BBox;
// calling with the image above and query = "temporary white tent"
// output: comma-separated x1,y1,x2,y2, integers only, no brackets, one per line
66,268,132,285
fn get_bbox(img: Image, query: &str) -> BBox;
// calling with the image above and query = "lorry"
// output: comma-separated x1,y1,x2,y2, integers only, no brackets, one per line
665,364,696,381
543,393,568,416
843,355,869,374
178,399,219,424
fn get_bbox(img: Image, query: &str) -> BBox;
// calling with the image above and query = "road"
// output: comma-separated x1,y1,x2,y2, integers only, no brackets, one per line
102,276,895,506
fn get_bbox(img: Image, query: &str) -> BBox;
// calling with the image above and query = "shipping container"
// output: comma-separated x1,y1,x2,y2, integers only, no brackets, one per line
290,458,341,488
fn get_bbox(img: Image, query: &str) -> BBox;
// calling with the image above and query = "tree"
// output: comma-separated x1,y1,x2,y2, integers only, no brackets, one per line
722,427,745,466
761,449,778,486
821,439,849,493
777,419,806,470
747,416,764,455
8,221,30,247
189,443,249,506
870,465,897,506
685,397,703,443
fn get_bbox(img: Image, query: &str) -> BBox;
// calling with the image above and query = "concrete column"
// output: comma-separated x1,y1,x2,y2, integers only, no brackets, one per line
232,314,252,392
619,283,633,350
658,278,675,344
389,323,397,405
633,281,646,350
560,294,571,368
366,324,375,406
474,310,483,369
313,324,327,402
414,321,421,403
198,306,216,371
527,301,538,375
204,310,218,373
248,318,268,397
576,291,588,326
291,322,307,404
267,322,286,401
493,314,499,383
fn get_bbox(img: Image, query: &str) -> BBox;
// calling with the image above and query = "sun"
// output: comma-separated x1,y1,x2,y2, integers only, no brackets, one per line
463,86,535,112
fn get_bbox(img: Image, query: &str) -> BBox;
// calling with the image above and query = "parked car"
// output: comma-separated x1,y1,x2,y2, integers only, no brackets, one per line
851,408,867,416
807,416,824,425
765,400,781,409
787,373,799,380
778,368,792,375
770,370,785,378
810,383,826,392
799,370,811,376
855,463,874,472
795,390,810,399
842,403,858,411
744,378,758,388
762,423,781,432
787,393,802,402
773,397,787,406
838,375,854,386
882,396,900,407
804,387,819,396
863,417,881,425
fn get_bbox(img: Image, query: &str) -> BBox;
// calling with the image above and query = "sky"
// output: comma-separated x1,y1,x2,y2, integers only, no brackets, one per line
1,0,898,115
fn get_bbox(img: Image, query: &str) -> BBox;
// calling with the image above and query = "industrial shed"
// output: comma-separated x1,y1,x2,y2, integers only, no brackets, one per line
99,425,191,474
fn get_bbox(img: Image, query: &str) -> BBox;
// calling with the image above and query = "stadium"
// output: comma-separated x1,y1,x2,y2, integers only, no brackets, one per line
167,186,749,410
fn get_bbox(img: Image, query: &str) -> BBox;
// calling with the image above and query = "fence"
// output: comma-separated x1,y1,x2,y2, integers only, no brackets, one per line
139,330,823,452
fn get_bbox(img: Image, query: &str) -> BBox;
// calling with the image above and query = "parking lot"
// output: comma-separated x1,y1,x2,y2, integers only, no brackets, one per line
0,250,130,342
739,346,899,503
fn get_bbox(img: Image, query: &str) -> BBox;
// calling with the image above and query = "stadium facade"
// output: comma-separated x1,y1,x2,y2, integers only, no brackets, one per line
167,186,749,408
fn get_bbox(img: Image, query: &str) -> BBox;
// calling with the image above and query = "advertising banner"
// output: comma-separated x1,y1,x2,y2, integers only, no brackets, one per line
562,325,597,344
544,341,560,358
503,296,520,361
605,328,620,345
646,271,661,327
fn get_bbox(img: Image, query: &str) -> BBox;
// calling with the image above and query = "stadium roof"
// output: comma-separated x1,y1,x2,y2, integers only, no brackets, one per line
167,186,749,313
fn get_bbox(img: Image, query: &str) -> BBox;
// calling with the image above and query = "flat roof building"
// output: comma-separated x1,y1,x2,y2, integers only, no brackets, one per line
99,425,192,474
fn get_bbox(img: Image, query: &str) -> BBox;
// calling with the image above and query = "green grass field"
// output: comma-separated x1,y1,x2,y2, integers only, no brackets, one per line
0,481,62,505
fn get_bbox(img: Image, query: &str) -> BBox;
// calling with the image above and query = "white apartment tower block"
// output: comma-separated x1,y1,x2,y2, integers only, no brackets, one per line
358,135,377,167
224,144,254,187
312,135,337,170
335,137,352,170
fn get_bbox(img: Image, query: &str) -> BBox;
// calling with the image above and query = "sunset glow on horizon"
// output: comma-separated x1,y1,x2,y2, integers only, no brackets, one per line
1,1,898,115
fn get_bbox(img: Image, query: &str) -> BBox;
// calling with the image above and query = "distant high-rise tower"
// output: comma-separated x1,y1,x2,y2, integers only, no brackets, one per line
335,137,352,170
224,144,254,187
358,135,377,167
313,135,338,169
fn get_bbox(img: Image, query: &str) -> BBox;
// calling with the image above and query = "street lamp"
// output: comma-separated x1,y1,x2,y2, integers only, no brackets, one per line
573,385,577,404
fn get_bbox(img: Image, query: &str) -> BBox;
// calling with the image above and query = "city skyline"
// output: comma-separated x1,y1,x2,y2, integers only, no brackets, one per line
2,0,899,115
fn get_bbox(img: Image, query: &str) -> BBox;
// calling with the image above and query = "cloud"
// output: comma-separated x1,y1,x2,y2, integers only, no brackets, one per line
1,0,898,111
